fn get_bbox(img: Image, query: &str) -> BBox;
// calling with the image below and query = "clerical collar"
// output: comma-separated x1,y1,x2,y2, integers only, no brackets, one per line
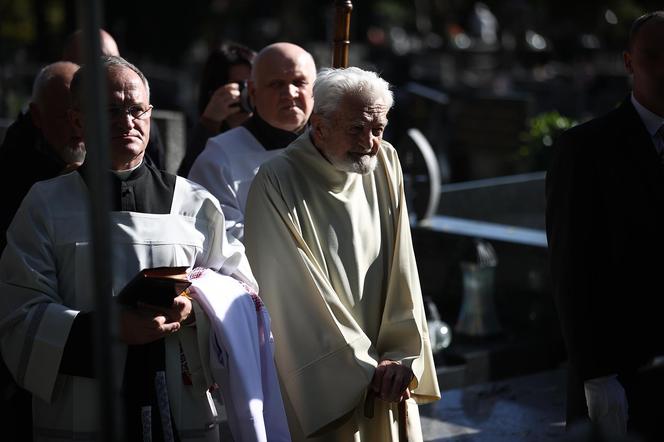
112,159,144,181
243,113,302,150
77,158,147,185
77,160,175,213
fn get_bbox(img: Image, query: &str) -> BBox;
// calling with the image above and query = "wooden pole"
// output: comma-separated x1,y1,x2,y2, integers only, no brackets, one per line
332,0,353,68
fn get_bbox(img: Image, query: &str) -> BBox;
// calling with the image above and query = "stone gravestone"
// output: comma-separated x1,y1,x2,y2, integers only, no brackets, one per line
411,171,564,389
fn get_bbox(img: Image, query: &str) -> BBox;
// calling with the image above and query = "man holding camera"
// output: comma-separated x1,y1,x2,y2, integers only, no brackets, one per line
188,42,317,241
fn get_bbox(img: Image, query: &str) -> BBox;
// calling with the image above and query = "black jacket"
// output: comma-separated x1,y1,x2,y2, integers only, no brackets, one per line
0,110,68,251
546,98,664,422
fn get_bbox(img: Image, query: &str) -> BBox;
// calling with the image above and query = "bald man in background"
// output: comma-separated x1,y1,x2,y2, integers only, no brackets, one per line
188,42,317,241
62,28,120,61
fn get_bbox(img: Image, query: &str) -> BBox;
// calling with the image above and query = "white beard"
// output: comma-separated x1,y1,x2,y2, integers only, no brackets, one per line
329,154,377,175
60,144,86,164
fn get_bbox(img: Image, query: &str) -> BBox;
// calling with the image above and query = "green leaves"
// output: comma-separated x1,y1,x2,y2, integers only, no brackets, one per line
517,111,577,169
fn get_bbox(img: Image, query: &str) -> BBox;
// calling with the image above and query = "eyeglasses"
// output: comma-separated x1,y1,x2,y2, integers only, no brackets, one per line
107,104,153,121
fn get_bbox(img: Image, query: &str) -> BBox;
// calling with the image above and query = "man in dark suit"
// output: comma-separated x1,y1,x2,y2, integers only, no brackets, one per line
546,11,664,442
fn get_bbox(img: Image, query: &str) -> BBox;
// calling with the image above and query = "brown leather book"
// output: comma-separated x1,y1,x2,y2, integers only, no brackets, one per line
116,266,191,308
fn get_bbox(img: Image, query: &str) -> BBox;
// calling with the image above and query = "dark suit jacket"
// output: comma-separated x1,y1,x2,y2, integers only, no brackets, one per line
0,110,68,251
546,98,664,423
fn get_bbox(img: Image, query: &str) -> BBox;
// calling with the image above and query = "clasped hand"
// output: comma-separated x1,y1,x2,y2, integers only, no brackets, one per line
120,294,193,345
371,359,414,403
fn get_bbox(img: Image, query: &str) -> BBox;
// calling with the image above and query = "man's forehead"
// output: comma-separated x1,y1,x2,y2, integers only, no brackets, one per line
258,53,314,80
341,96,388,118
106,67,146,97
108,66,138,82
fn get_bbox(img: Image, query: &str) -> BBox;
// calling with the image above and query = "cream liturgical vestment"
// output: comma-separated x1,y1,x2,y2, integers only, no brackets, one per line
244,132,440,441
188,127,284,241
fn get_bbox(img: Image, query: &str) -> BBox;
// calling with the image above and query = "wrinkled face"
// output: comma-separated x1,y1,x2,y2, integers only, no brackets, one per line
625,19,664,115
31,76,85,164
105,66,151,169
249,51,315,132
312,94,389,174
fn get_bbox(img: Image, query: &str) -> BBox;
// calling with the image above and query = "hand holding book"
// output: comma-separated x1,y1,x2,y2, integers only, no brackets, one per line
116,266,192,308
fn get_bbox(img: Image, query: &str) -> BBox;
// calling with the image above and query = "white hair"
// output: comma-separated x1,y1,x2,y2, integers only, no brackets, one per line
313,67,393,118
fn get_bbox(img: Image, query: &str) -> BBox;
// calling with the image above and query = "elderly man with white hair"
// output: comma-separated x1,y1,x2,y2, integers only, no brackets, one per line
244,67,440,441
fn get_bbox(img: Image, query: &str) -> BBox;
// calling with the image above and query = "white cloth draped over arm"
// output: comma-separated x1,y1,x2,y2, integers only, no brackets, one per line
189,269,290,442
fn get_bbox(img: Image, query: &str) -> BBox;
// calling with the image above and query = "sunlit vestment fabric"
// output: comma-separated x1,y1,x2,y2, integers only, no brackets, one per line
244,132,441,441
0,170,255,441
188,127,283,241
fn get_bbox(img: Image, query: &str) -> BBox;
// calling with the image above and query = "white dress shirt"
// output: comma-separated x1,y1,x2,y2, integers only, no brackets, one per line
631,93,664,155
